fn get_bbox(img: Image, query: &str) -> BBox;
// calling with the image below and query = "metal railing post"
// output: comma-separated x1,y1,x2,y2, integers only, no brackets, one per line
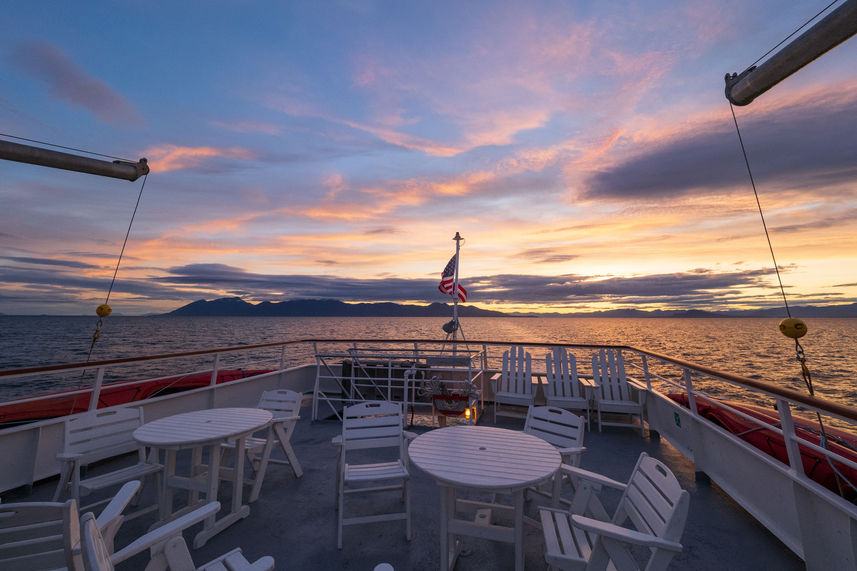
776,398,806,476
683,368,698,416
642,354,652,390
88,366,106,412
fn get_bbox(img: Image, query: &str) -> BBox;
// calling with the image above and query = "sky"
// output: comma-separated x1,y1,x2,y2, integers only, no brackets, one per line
1,1,856,316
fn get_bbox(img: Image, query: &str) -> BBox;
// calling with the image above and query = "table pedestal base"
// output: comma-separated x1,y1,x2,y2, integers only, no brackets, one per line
439,486,527,571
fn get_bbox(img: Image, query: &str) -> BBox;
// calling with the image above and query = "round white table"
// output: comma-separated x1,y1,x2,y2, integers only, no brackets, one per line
409,426,561,571
134,407,272,548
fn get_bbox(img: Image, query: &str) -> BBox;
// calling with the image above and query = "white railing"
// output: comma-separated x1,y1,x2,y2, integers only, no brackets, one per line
3,337,857,568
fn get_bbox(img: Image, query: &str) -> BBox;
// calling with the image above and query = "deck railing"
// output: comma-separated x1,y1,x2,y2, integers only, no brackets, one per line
2,337,856,492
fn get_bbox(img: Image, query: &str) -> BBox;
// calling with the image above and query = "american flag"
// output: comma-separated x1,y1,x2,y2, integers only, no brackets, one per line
438,254,467,302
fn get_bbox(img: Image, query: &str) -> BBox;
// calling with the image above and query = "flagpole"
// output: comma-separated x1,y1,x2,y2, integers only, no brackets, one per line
452,232,462,343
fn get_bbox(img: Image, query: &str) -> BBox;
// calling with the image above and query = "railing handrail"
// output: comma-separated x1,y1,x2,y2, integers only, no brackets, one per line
2,337,855,422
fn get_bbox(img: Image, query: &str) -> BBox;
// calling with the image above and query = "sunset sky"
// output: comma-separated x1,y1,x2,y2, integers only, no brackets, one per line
2,1,856,316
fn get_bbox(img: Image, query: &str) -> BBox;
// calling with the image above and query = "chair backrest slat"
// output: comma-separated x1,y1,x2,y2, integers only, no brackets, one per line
66,408,146,463
500,346,533,395
80,511,115,571
545,347,582,399
524,406,585,450
342,401,404,452
592,349,628,400
0,500,79,570
258,389,302,419
616,453,689,542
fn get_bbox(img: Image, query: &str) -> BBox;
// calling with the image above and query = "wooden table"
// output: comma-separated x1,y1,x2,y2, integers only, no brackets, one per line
409,426,561,571
133,407,272,548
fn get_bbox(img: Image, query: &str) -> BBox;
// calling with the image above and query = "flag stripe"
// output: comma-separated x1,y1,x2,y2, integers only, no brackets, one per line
439,254,466,302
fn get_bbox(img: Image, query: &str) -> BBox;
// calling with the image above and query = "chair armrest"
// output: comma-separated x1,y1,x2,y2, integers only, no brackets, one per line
331,435,342,447
273,415,299,423
110,502,221,564
56,452,83,462
579,377,598,388
560,464,626,491
626,379,648,391
570,514,683,551
557,446,586,458
96,480,141,529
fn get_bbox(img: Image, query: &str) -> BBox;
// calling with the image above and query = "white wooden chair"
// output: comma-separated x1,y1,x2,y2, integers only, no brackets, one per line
539,452,690,571
79,501,275,570
0,480,138,571
337,401,411,549
523,405,586,504
544,347,593,428
0,498,80,570
220,389,303,502
491,346,535,420
53,407,163,518
591,349,645,431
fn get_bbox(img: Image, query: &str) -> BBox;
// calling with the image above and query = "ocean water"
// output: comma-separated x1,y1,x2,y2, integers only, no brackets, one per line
1,315,855,407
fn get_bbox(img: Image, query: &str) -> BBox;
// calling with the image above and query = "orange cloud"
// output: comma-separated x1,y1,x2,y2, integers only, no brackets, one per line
141,144,257,172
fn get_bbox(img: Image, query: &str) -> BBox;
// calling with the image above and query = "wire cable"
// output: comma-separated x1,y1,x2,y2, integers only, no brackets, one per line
0,131,134,162
744,0,841,72
728,103,791,317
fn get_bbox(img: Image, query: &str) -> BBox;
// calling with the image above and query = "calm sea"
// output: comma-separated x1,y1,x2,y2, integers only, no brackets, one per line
1,315,855,407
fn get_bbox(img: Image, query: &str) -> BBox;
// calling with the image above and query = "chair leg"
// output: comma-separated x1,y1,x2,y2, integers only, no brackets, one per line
337,476,345,549
249,431,276,503
53,462,73,501
274,424,303,478
405,478,411,541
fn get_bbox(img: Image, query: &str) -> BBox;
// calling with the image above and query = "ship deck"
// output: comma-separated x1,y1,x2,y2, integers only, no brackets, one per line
5,409,804,570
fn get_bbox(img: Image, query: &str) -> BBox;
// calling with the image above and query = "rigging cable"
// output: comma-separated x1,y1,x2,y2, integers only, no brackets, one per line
84,171,149,361
728,102,853,497
69,170,149,415
0,131,135,162
743,0,841,73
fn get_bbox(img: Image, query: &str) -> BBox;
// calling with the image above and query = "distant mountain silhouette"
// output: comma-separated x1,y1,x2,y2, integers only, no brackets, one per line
164,298,857,318
166,298,507,317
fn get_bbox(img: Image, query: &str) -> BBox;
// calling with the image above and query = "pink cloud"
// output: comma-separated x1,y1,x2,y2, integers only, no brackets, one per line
141,144,257,172
11,41,142,125
210,120,282,135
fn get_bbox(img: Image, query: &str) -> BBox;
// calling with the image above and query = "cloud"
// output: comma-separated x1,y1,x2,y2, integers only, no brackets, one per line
2,256,100,269
581,87,857,200
516,248,579,264
11,41,141,125
148,264,783,308
209,120,282,135
473,268,778,305
141,144,259,172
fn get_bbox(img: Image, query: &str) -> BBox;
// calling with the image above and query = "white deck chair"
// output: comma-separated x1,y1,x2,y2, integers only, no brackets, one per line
220,389,303,502
79,501,274,571
544,348,593,428
523,406,586,504
0,481,139,571
53,407,163,518
539,452,690,571
337,401,411,549
0,498,80,570
491,346,535,420
591,349,645,431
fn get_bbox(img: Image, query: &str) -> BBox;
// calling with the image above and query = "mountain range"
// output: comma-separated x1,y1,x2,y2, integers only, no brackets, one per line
164,297,857,318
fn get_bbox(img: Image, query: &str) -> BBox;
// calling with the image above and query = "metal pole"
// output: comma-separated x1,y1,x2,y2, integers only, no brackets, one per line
725,0,857,106
0,139,149,181
452,232,462,345
88,366,106,412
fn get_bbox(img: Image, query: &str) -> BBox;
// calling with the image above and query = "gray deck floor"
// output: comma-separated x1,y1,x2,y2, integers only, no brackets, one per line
6,410,804,570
